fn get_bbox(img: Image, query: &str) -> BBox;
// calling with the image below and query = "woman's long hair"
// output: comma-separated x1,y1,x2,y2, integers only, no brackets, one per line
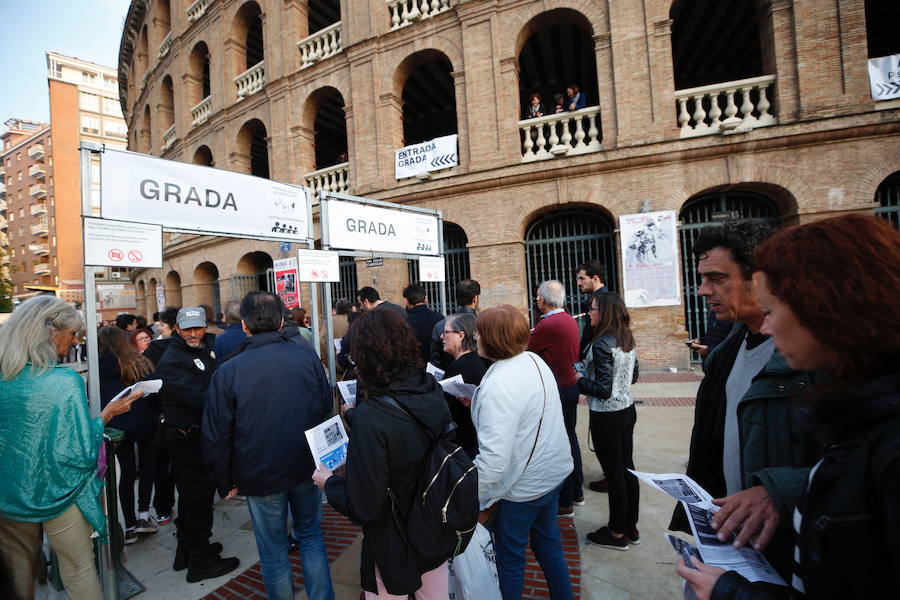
0,296,84,380
99,326,153,386
346,308,421,391
589,292,635,353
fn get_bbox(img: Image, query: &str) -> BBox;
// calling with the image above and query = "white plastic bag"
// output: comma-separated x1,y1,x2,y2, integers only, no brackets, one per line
448,524,501,600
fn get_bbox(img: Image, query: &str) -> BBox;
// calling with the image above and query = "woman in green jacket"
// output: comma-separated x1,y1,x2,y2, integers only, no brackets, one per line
0,296,138,599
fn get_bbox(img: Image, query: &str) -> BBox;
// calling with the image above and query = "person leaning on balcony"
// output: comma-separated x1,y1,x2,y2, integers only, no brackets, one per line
526,93,544,118
0,296,142,600
566,84,587,111
553,92,566,114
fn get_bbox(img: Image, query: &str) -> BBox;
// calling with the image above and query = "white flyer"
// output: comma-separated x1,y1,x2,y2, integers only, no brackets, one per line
109,379,163,403
438,374,477,400
425,362,445,381
630,470,713,504
305,415,349,470
333,338,342,354
337,380,357,405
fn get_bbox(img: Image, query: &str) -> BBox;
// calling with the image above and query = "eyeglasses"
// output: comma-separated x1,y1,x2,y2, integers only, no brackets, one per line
441,329,461,336
588,307,599,313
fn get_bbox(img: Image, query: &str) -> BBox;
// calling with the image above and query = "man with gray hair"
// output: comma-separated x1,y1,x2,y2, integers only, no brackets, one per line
213,300,246,362
527,280,584,516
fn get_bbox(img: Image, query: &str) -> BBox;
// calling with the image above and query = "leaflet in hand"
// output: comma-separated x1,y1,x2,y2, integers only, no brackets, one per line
333,338,342,354
110,379,163,403
337,380,357,405
438,374,477,399
425,362,445,382
305,415,349,470
633,470,786,587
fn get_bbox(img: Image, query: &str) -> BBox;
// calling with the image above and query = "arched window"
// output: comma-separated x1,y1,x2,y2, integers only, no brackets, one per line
155,0,172,53
525,208,617,323
235,251,274,299
193,262,221,316
160,76,175,151
148,277,160,314
136,280,147,318
232,2,265,98
193,145,214,166
189,42,212,104
407,222,471,314
165,270,182,307
137,25,149,79
865,0,900,58
679,190,778,350
311,87,347,170
236,119,269,178
140,106,152,153
401,52,457,145
875,171,900,230
308,0,340,34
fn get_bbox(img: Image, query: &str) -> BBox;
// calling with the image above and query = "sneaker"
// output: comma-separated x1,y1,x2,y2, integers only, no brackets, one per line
124,528,139,545
588,479,609,493
586,526,629,551
135,516,158,534
627,529,640,545
557,506,575,518
573,496,586,506
156,514,172,525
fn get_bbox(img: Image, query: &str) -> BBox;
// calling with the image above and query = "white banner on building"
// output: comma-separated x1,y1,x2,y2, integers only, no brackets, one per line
326,199,439,255
619,210,680,308
296,249,340,282
868,54,900,101
155,283,166,312
395,134,458,180
100,148,310,241
83,217,163,268
418,256,445,282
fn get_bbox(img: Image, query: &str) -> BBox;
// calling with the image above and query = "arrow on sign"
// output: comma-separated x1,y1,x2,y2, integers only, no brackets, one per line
876,82,900,97
430,153,457,169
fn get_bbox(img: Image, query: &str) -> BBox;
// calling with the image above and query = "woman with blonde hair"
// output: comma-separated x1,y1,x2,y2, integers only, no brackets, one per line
0,296,140,599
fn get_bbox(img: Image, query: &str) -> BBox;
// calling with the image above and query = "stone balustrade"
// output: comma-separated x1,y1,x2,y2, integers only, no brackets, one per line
158,31,173,59
186,0,209,23
387,0,451,31
191,95,212,127
235,61,265,99
675,74,777,138
518,106,602,162
162,124,176,152
305,162,349,197
298,22,342,69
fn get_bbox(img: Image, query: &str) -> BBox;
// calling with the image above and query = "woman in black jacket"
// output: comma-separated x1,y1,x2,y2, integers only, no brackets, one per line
313,309,453,599
98,326,156,544
677,214,900,600
440,312,487,458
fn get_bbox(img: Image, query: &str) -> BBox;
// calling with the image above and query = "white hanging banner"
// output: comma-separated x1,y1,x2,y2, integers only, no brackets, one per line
296,249,340,282
100,148,309,240
83,217,162,268
868,53,900,101
418,256,445,282
619,210,680,308
395,134,458,180
326,199,439,255
155,283,166,311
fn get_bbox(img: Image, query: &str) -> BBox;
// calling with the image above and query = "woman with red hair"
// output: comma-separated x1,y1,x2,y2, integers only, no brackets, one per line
677,214,900,600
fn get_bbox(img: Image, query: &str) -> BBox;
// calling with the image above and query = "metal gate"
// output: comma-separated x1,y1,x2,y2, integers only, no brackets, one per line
680,191,778,350
875,171,900,230
525,209,617,324
332,257,359,306
408,223,470,314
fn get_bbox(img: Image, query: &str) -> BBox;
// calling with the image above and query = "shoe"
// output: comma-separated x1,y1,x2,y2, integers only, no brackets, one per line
135,516,158,534
174,542,224,571
557,506,575,518
124,528,139,545
186,554,240,583
627,529,640,545
573,496,586,506
586,526,629,551
156,514,172,525
588,479,609,493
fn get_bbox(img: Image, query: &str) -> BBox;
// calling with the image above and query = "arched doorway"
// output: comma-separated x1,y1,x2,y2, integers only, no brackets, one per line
147,277,160,315
193,262,221,316
400,51,457,145
234,251,274,300
875,171,900,230
236,118,270,178
136,280,147,318
193,145,214,166
679,190,778,348
165,270,183,308
525,207,617,323
407,222,471,314
311,87,348,170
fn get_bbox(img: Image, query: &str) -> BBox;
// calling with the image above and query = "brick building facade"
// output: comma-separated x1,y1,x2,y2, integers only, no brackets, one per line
119,0,900,367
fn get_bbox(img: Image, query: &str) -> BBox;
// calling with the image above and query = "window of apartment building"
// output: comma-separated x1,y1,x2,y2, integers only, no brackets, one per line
52,236,56,245
82,71,96,84
103,96,122,117
17,171,21,181
8,213,12,222
81,116,100,134
9,248,14,257
104,76,117,90
18,227,23,237
105,120,128,138
18,208,23,218
80,92,101,112
16,153,21,161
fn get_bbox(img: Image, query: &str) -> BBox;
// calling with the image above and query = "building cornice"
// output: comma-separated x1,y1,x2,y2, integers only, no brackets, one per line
117,0,148,117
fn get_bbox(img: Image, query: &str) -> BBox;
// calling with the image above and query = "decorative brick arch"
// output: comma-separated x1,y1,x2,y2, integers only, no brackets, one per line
300,84,350,132
391,43,462,98
501,0,608,59
854,152,900,208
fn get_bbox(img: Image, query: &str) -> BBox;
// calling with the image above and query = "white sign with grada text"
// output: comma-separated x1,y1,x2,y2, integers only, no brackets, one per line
326,199,439,256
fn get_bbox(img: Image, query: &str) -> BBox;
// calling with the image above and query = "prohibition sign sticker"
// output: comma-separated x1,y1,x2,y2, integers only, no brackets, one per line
108,249,124,262
128,249,143,262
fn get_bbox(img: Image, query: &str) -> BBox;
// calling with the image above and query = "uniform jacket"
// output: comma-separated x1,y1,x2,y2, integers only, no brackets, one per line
202,330,332,498
325,370,452,595
156,332,217,428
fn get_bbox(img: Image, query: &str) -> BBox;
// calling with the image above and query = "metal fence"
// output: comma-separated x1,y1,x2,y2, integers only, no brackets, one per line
875,171,900,230
331,256,359,307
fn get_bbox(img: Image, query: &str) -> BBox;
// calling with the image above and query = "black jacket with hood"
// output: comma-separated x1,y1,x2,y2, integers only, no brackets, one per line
324,369,452,595
156,332,217,429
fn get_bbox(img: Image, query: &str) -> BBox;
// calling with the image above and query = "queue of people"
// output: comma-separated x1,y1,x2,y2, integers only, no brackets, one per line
0,213,898,600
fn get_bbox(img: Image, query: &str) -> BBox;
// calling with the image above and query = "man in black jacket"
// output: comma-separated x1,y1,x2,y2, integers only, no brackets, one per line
203,292,335,600
157,306,239,582
403,284,444,364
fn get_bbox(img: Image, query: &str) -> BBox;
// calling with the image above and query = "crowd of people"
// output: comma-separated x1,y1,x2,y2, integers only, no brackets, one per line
0,213,897,600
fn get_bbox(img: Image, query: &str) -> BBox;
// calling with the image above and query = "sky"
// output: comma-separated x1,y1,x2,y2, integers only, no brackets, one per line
0,0,132,125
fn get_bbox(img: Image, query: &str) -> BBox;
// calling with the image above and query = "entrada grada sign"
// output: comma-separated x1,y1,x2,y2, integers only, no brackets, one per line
101,148,309,240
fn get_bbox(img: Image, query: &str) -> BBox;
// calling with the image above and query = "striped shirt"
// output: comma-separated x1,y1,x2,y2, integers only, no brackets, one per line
791,460,823,595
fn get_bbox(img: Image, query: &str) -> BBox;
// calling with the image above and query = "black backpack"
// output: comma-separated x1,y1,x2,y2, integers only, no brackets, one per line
380,395,480,561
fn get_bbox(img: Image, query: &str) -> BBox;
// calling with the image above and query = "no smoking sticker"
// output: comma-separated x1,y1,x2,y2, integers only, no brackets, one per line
108,249,123,262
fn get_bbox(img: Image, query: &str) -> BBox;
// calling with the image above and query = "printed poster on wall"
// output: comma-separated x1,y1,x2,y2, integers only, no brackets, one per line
395,134,458,180
326,199,439,255
273,257,300,309
618,210,680,308
155,283,166,312
100,148,310,241
868,53,900,101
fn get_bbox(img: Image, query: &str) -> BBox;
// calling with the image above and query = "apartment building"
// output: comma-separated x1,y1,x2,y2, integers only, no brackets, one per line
118,0,900,367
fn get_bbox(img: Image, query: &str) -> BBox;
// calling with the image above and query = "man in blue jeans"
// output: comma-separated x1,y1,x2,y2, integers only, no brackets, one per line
203,291,335,600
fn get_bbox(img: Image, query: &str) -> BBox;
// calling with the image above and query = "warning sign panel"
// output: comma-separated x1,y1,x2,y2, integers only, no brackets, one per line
84,217,163,268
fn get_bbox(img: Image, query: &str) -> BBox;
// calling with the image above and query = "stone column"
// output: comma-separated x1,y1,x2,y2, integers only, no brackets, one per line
761,0,800,123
